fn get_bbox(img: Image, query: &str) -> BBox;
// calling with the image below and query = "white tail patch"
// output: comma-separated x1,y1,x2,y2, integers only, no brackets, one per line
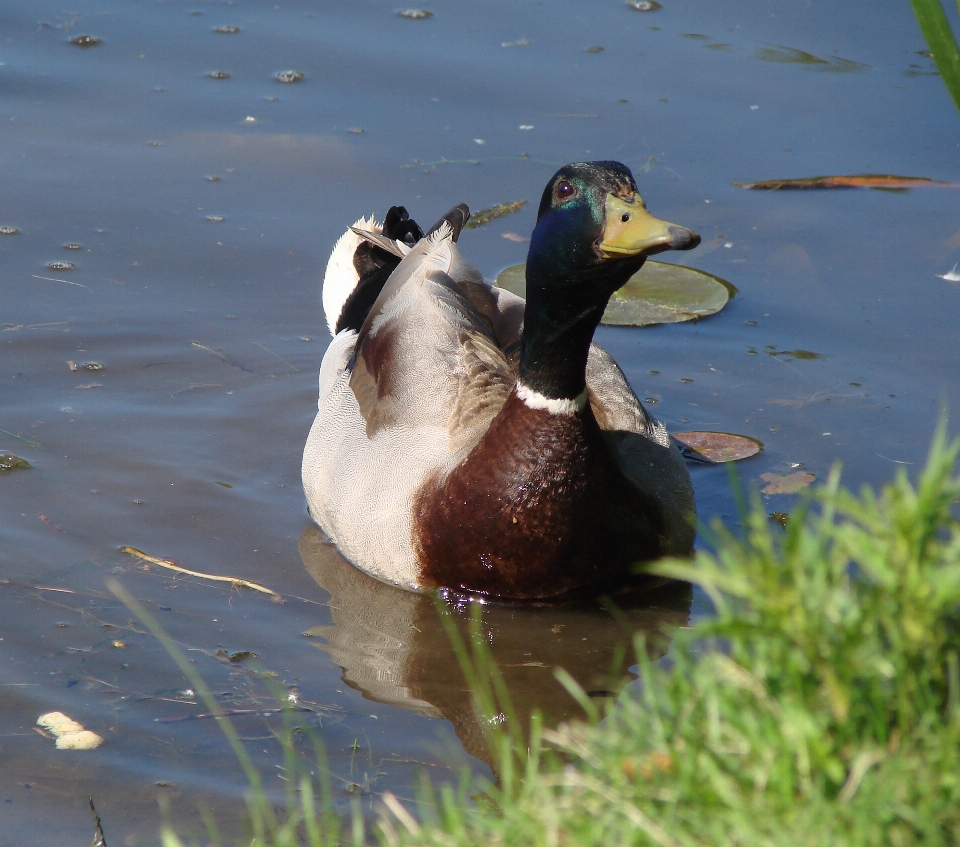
515,381,587,415
322,215,380,336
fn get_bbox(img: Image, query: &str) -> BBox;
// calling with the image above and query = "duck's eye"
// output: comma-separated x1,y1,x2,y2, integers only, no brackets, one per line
555,180,576,201
621,213,631,223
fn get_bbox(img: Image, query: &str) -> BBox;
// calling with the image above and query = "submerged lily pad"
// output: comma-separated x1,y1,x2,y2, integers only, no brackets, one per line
760,471,816,495
673,431,762,463
494,261,734,326
0,453,30,471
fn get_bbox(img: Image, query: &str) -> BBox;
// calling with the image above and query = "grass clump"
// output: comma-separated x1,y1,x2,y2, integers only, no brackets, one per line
159,426,960,846
389,426,960,847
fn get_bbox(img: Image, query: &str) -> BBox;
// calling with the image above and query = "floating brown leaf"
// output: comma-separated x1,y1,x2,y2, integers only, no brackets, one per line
734,175,960,191
760,471,815,495
673,431,763,463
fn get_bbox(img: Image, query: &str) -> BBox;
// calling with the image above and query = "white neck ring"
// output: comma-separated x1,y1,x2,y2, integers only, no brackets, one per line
515,381,588,415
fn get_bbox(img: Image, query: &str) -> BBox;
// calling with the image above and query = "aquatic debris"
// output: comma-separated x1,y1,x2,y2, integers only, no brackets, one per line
672,432,763,463
208,71,231,80
398,9,433,19
36,712,103,750
496,260,733,326
0,226,19,235
767,347,823,360
760,471,816,495
68,361,105,371
275,70,304,83
0,453,30,471
63,242,83,250
586,46,605,53
88,797,107,847
47,261,75,271
627,1,662,10
120,545,281,598
214,25,240,34
70,35,102,48
936,264,960,282
734,175,960,190
206,214,225,222
769,511,790,529
464,200,527,229
33,273,90,290
754,45,870,73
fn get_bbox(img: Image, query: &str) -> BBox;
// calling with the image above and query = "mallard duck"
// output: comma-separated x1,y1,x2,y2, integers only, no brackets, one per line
302,161,700,600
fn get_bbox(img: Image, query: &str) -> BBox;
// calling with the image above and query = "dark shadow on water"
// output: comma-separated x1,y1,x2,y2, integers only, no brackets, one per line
299,525,691,769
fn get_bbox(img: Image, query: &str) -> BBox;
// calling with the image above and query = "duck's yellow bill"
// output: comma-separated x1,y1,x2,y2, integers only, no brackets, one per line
599,193,700,258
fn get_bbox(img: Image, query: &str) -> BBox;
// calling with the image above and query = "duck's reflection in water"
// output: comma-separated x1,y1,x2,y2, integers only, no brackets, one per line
299,526,692,767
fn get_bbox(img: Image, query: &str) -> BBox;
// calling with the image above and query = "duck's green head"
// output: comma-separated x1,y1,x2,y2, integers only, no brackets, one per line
519,162,700,401
528,161,699,296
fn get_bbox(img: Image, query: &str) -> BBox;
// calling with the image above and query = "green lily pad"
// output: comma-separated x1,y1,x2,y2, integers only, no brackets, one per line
494,261,735,326
0,453,30,471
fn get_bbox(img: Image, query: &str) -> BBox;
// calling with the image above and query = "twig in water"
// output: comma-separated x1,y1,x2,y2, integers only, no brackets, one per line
255,342,299,373
32,274,91,290
191,342,253,373
120,546,281,599
89,796,108,847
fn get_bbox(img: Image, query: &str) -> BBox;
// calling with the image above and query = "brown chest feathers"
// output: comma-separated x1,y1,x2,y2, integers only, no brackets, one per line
412,391,666,599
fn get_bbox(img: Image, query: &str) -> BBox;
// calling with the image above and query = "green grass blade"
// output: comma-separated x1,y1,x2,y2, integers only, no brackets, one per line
910,0,960,112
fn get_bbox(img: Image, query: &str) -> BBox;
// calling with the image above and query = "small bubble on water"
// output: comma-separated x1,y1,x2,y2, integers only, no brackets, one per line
63,243,83,251
398,9,433,19
47,261,75,271
275,70,304,83
207,215,225,223
627,0,661,10
0,226,19,235
70,35,102,47
299,336,312,341
208,71,231,80
214,25,240,34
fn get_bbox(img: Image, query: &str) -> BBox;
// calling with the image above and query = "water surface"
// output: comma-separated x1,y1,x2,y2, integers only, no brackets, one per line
2,1,959,843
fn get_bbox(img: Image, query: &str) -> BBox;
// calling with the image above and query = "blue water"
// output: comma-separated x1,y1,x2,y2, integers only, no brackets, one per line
1,1,958,842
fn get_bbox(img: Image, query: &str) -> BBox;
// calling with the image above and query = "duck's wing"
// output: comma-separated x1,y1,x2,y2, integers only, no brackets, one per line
585,344,669,445
347,220,519,453
585,344,695,556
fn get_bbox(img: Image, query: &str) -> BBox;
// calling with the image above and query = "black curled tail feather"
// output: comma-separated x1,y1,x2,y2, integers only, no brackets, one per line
427,203,471,243
335,206,425,334
334,203,470,334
